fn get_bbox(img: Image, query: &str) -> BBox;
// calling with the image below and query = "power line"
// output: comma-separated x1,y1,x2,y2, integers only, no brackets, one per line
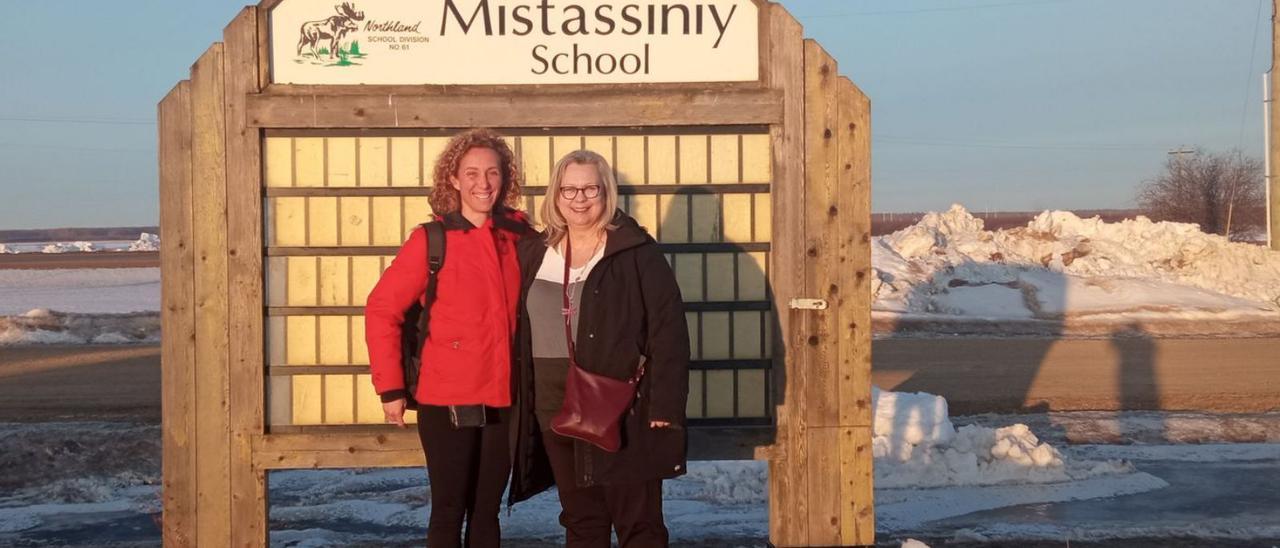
795,0,1075,18
1236,0,1265,149
0,115,153,126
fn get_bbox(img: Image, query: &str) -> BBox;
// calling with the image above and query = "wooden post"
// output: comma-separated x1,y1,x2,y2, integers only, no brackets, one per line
191,43,233,547
224,7,268,547
159,80,196,547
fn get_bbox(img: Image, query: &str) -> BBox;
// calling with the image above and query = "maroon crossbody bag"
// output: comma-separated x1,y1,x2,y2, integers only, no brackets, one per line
549,235,645,453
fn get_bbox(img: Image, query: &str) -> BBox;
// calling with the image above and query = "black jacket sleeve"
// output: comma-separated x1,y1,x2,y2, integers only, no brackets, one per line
635,243,690,424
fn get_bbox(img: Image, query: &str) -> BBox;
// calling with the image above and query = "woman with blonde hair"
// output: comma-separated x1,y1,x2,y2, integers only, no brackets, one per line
507,149,690,547
365,128,532,547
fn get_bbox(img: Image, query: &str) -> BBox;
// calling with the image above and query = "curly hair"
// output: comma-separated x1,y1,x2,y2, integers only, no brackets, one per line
428,128,523,216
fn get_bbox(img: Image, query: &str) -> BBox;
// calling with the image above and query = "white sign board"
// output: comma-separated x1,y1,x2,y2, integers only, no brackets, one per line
270,0,760,85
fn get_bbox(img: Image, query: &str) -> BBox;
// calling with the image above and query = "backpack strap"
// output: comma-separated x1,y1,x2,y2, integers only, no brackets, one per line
413,221,446,358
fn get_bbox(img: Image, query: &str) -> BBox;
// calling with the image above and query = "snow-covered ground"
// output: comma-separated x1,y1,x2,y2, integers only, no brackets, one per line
874,205,1280,324
2,406,1278,546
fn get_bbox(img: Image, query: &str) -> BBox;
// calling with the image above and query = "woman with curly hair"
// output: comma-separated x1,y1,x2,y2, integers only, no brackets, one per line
365,128,532,547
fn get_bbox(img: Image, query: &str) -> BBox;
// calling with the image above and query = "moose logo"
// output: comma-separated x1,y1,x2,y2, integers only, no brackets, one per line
296,2,367,66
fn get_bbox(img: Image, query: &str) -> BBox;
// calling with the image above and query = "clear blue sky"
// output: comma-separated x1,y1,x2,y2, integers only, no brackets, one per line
0,0,1270,229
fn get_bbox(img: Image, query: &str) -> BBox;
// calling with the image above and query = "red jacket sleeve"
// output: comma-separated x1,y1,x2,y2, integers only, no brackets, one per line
364,226,429,401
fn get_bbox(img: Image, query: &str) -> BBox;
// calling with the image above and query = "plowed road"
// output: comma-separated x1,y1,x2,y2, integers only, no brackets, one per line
1,338,1276,422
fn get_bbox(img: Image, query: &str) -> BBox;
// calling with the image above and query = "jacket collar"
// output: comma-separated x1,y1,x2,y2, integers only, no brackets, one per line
439,208,533,235
600,209,654,259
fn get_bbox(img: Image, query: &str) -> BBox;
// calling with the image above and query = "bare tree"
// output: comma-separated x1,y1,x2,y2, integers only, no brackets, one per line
1137,150,1266,240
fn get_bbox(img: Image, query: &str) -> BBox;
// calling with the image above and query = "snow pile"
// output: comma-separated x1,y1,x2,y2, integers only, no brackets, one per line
872,387,1132,489
0,243,15,254
874,205,1280,319
0,309,160,346
127,233,160,252
41,241,97,253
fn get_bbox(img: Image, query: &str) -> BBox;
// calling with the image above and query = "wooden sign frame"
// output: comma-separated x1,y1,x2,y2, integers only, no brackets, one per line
158,1,872,546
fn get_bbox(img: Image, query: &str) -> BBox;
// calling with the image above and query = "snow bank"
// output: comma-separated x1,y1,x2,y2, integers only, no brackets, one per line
0,309,160,346
41,241,97,253
127,233,160,252
872,387,1133,489
874,205,1280,320
0,243,15,254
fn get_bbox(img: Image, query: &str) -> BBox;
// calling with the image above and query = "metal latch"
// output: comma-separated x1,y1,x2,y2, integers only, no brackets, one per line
788,298,829,310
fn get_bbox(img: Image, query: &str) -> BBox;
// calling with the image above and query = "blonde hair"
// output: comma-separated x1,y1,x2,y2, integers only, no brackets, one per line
541,150,619,248
428,128,522,216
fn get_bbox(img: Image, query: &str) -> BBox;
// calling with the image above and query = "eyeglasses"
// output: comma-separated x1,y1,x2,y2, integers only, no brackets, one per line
559,185,602,200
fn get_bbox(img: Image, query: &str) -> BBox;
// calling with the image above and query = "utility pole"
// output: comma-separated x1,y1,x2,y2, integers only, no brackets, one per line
1270,0,1279,248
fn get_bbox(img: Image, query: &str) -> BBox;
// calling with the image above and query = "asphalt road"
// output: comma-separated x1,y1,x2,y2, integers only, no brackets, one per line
1,337,1276,422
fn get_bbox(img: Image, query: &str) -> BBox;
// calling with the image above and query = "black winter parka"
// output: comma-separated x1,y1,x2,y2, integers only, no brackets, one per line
507,211,690,505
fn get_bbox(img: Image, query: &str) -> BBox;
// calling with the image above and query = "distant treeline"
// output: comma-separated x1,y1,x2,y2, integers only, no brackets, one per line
0,226,159,244
871,210,1141,236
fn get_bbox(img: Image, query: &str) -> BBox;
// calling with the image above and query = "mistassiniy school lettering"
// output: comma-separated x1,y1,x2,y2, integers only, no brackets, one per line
440,0,741,75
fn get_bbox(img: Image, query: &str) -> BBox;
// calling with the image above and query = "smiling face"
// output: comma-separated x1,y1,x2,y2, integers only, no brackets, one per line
449,147,503,221
556,162,607,231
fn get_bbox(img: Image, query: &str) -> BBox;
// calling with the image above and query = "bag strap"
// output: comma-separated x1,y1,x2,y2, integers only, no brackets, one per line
562,234,644,383
414,221,446,359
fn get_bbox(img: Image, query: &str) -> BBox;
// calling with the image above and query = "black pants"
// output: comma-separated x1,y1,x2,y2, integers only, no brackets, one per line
416,405,511,548
541,429,669,548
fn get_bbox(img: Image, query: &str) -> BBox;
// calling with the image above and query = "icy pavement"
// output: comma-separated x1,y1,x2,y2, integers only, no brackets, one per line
1,411,1279,546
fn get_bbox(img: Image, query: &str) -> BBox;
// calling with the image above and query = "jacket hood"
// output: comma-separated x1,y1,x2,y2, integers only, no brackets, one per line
602,210,654,258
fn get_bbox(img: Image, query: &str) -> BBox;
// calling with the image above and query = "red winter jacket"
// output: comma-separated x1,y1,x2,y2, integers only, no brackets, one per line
365,210,530,407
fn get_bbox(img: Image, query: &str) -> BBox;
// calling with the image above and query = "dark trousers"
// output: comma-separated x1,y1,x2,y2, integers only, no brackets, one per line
541,429,669,548
416,405,511,548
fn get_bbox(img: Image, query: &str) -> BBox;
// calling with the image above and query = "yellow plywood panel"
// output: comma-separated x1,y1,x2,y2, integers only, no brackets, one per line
309,197,339,246
405,408,419,424
327,137,357,186
264,137,293,187
686,312,700,359
531,195,548,228
351,317,369,365
286,316,317,365
733,311,763,359
358,137,389,186
291,375,323,425
286,257,318,307
355,374,382,424
521,136,551,187
294,137,325,187
701,312,731,360
705,254,735,301
403,197,430,234
710,134,740,184
673,254,703,302
351,257,382,307
615,136,645,185
267,256,287,307
629,195,657,236
737,369,767,417
553,135,582,161
686,370,704,418
584,136,613,166
323,374,355,424
340,196,370,247
658,195,688,243
318,257,349,306
739,252,767,301
648,136,676,184
370,197,403,246
690,195,721,242
678,135,709,184
705,370,735,418
722,194,753,243
273,197,307,247
742,134,771,183
267,316,286,366
754,193,772,243
422,137,449,178
390,137,422,187
318,316,350,365
268,376,292,426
